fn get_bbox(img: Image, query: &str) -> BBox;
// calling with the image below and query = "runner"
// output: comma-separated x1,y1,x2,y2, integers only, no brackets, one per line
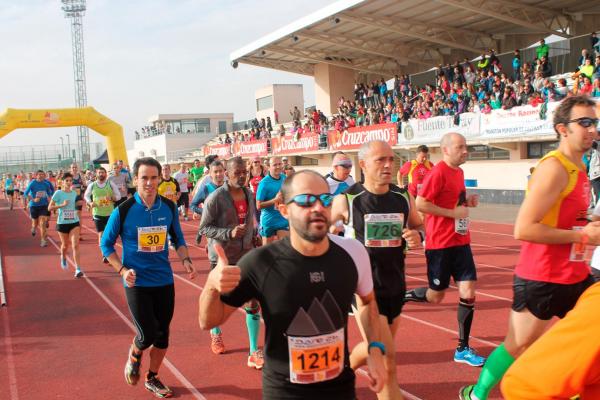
246,155,266,225
190,160,224,246
173,162,190,221
500,282,600,399
20,173,32,209
459,95,600,400
5,174,15,210
83,166,121,262
189,159,204,190
24,170,54,247
48,172,84,278
325,151,355,196
199,169,386,400
330,140,424,399
109,162,129,207
397,145,434,198
256,156,289,245
70,163,87,221
157,164,180,205
404,132,486,368
198,157,263,367
100,157,196,398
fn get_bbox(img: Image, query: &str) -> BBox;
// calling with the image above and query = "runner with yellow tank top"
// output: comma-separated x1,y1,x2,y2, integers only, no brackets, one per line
84,166,121,263
460,95,600,400
397,145,433,197
157,164,181,205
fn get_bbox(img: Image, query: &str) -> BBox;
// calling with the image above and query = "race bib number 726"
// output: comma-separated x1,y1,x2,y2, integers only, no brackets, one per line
364,213,403,247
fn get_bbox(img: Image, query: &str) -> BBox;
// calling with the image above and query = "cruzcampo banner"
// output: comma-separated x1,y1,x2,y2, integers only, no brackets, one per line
271,133,319,155
233,139,268,158
204,144,231,158
327,123,398,151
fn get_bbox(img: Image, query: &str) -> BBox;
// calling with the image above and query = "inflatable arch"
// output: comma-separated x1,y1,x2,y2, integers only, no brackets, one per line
0,107,128,165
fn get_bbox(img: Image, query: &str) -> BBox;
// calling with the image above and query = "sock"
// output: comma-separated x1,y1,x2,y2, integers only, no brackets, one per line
245,306,261,353
405,287,428,302
146,370,157,380
457,298,475,350
472,343,515,400
210,326,221,335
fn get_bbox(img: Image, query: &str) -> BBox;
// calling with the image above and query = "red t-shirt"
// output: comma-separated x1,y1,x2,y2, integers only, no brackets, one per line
248,173,264,197
515,151,591,284
234,199,248,225
399,160,434,197
419,161,470,249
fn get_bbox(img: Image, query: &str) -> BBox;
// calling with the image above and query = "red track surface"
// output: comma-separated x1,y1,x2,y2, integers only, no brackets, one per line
0,198,520,400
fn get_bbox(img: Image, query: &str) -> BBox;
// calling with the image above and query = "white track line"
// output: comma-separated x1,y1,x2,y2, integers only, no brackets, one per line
1,310,20,400
404,273,512,302
470,229,514,237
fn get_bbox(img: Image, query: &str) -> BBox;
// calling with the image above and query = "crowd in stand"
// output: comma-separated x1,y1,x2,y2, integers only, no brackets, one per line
135,124,205,140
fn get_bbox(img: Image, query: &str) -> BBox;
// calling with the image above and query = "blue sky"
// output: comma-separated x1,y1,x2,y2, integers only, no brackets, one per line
0,0,337,148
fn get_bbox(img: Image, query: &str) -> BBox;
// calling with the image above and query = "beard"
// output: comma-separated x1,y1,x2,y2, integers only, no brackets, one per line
290,211,330,243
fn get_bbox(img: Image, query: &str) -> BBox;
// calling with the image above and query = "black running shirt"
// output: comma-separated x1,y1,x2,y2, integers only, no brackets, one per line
221,234,373,400
344,183,410,298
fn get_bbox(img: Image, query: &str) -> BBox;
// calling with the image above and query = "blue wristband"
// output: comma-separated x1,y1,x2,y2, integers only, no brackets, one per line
368,341,386,355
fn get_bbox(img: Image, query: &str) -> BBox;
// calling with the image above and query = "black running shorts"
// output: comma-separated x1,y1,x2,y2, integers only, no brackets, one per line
30,205,50,220
93,216,110,232
178,192,189,208
425,244,477,291
57,222,80,234
376,294,405,325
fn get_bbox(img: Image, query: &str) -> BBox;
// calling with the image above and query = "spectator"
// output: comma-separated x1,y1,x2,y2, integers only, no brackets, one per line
512,50,521,81
532,71,545,92
289,106,301,122
555,78,569,99
580,76,593,95
536,38,549,59
580,57,595,80
593,78,600,97
501,87,517,110
540,56,552,77
477,53,490,73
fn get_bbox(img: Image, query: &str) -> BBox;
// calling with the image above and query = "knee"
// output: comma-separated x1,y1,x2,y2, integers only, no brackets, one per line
153,330,169,349
428,291,444,304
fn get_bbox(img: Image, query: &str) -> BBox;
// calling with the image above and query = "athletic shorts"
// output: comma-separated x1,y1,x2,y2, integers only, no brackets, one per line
57,222,80,234
114,197,127,207
178,192,189,208
511,275,595,320
93,216,110,232
425,244,477,291
376,294,405,325
30,206,50,220
259,223,289,238
6,190,14,196
125,284,175,350
127,187,136,195
75,194,83,211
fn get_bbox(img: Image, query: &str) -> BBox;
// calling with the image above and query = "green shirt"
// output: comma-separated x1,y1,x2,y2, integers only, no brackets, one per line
190,166,204,185
91,181,115,217
536,44,549,59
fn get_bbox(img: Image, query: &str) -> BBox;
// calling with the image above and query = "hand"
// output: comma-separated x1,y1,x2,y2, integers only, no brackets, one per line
466,194,479,208
402,228,422,248
454,206,469,219
583,221,600,245
208,243,241,293
33,198,40,203
231,224,247,239
183,259,196,280
122,268,136,287
89,202,96,208
366,348,387,393
193,212,201,220
62,200,69,207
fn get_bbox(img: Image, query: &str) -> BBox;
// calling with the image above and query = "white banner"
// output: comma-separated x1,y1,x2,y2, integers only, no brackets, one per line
479,103,560,139
399,113,480,145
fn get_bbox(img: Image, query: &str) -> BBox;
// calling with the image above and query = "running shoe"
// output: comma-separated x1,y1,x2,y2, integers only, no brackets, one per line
210,332,225,354
458,384,476,400
74,268,83,278
454,347,485,367
195,232,202,245
183,215,189,221
124,347,142,386
247,349,264,370
145,375,173,398
60,258,68,270
31,227,36,237
102,256,109,264
40,239,48,247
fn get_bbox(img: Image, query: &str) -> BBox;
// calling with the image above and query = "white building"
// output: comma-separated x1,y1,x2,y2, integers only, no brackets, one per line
255,84,304,125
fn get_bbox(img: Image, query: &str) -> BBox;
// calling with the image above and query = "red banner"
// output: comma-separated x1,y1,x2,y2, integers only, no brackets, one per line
271,133,319,155
233,139,268,158
327,123,398,151
204,144,231,158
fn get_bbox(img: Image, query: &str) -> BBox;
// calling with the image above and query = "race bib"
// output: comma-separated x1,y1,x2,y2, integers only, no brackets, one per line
62,209,76,220
455,218,469,235
137,226,167,253
75,188,81,196
35,191,47,199
570,226,589,262
288,328,344,384
364,213,403,247
97,196,111,207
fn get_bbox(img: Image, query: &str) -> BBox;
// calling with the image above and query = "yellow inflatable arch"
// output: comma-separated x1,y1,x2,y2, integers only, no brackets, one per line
0,107,128,165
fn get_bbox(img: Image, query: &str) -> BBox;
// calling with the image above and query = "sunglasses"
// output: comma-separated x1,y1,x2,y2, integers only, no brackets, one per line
567,117,599,128
286,193,334,208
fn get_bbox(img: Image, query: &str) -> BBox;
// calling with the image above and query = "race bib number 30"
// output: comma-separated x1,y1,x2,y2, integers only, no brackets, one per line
137,226,167,253
364,213,403,247
288,328,344,384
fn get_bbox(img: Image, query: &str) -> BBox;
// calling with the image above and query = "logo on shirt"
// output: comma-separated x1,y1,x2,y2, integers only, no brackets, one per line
310,271,325,283
158,217,166,221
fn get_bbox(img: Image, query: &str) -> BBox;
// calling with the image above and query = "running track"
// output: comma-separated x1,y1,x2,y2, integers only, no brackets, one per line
0,198,520,400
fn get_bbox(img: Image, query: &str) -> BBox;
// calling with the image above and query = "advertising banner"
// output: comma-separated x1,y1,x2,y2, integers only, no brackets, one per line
478,103,559,139
328,123,397,151
399,113,481,145
204,144,231,158
233,139,268,158
271,133,319,155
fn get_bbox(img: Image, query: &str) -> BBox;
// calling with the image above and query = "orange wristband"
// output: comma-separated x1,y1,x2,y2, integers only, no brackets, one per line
580,232,589,246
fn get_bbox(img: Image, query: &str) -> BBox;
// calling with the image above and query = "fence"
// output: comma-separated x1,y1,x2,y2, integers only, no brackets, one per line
0,142,104,173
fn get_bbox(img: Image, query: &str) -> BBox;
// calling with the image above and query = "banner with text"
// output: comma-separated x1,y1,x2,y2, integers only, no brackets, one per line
478,102,559,140
328,123,398,151
399,113,481,145
204,144,231,158
233,139,269,158
271,133,319,155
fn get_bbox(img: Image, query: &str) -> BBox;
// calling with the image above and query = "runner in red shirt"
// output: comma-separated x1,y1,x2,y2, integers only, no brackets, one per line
405,132,485,367
397,145,434,198
460,95,600,400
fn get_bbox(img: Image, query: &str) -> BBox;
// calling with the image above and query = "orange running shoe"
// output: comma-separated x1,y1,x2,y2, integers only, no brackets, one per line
247,349,264,370
210,333,225,355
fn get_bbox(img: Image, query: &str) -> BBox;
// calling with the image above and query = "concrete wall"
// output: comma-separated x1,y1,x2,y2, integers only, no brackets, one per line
315,64,355,116
255,84,303,125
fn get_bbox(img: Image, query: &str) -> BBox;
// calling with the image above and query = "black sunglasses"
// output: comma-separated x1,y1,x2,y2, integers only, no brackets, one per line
286,193,333,208
566,117,599,128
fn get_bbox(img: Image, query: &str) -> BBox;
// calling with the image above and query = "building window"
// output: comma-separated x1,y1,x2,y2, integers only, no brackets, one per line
195,119,210,134
527,141,558,158
467,145,510,161
218,121,227,134
256,95,273,112
294,156,318,166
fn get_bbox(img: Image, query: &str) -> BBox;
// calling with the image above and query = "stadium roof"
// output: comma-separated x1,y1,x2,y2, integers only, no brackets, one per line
230,0,600,78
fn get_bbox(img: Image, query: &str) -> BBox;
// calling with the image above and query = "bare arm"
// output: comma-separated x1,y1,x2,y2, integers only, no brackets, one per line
416,195,463,219
329,194,349,233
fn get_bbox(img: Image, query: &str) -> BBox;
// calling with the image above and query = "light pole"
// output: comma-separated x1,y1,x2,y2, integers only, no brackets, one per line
66,134,72,161
59,137,65,160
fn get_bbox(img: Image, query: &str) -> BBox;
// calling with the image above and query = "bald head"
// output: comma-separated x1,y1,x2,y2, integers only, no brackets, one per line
440,132,468,167
358,140,391,161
